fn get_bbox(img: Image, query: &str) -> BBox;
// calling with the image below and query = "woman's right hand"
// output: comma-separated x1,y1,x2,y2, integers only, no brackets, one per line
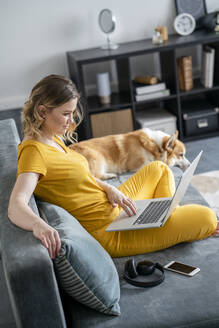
32,220,61,259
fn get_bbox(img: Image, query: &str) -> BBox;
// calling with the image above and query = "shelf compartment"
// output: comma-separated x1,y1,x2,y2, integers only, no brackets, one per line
86,92,131,113
181,98,219,138
90,108,133,137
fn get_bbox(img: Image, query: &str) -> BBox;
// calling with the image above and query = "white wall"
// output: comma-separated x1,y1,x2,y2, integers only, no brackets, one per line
0,0,185,110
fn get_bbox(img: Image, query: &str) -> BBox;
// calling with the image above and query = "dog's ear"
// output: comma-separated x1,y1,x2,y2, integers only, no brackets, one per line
163,131,178,152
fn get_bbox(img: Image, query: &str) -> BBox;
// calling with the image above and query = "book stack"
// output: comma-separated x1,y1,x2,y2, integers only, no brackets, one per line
201,46,215,88
134,81,170,102
177,56,193,91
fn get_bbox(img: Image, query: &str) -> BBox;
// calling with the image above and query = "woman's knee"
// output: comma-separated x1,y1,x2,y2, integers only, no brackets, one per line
146,161,173,177
198,205,217,232
141,161,170,178
145,160,168,170
148,161,175,197
135,161,169,183
171,204,217,240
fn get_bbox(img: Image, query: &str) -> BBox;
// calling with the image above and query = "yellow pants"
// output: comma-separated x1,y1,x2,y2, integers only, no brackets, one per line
93,161,217,257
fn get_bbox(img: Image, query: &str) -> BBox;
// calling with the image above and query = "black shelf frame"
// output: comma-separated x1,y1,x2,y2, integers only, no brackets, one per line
87,92,132,114
134,94,178,106
179,78,219,96
67,29,219,141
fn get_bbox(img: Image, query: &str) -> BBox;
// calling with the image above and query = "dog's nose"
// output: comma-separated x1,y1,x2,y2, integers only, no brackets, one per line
181,160,191,171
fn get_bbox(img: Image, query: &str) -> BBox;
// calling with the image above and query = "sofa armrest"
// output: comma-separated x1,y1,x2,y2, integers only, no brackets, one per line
1,213,67,328
0,118,67,327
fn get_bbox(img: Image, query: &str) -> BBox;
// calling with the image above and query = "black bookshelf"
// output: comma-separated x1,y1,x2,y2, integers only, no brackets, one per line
67,29,219,141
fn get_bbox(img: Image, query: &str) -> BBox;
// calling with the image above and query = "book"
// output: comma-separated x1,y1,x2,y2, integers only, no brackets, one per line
134,76,158,85
205,50,211,88
134,81,166,95
208,47,215,88
135,89,170,102
201,46,215,88
201,49,207,87
204,46,215,88
177,56,193,91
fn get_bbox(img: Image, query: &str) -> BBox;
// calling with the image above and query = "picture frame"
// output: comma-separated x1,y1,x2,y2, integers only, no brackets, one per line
175,0,207,20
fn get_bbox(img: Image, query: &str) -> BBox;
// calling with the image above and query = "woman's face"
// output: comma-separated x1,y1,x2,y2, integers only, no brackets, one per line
41,98,78,136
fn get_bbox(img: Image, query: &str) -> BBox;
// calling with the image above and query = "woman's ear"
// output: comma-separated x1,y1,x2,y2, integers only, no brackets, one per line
37,105,47,119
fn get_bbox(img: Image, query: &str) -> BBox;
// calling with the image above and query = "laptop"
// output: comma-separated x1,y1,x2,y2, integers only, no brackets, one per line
106,151,202,232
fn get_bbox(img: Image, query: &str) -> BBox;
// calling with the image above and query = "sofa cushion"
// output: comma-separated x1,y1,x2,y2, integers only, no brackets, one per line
37,201,120,316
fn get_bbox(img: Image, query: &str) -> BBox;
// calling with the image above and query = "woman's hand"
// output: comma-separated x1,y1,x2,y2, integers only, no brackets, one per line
105,185,137,216
32,220,61,259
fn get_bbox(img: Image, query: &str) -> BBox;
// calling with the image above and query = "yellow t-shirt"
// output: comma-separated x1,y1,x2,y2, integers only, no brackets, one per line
17,137,120,233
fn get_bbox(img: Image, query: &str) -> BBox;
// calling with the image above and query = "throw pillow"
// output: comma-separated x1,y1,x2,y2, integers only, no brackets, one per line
37,201,120,316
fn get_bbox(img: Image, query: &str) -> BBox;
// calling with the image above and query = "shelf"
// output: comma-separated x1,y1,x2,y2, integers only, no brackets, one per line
86,92,131,114
179,78,219,96
134,93,177,105
67,29,219,140
67,30,219,64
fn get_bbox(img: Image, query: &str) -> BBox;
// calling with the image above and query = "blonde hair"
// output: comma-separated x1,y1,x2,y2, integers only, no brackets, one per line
22,74,83,143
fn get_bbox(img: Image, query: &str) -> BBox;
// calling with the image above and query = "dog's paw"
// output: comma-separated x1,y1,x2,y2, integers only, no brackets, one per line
101,173,117,180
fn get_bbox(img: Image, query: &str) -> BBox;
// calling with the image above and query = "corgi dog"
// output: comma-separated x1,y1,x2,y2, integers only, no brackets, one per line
69,128,190,180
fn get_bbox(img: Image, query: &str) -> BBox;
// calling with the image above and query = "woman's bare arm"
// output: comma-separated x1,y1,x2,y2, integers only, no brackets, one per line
8,173,61,258
9,173,42,229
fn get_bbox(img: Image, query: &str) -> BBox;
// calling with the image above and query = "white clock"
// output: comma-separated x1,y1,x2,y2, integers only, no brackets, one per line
174,13,196,36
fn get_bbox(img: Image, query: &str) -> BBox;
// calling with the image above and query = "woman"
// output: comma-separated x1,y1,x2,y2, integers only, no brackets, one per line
8,74,219,259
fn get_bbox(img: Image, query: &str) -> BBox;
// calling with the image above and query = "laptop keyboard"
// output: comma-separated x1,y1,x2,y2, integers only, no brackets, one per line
133,199,172,225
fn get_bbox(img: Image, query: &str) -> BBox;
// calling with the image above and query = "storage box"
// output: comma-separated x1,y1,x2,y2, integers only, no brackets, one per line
182,100,219,137
136,109,177,135
90,108,133,138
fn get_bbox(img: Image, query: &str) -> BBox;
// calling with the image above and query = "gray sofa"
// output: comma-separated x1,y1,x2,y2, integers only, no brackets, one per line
1,118,219,328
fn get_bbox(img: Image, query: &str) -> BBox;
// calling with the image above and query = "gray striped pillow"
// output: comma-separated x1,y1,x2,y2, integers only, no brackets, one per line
38,201,120,316
54,248,119,314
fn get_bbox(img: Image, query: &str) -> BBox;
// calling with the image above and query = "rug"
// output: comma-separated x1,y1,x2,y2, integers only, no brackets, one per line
191,171,219,217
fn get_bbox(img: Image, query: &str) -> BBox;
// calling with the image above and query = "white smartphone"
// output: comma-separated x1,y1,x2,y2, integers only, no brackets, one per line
164,261,200,277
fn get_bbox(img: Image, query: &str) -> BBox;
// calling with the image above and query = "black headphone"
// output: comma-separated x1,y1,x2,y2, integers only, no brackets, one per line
123,259,165,288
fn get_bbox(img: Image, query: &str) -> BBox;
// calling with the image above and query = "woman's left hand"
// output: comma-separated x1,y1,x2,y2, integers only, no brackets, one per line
106,185,137,216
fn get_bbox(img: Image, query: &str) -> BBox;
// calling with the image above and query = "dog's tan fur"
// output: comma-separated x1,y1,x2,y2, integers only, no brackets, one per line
69,128,190,180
